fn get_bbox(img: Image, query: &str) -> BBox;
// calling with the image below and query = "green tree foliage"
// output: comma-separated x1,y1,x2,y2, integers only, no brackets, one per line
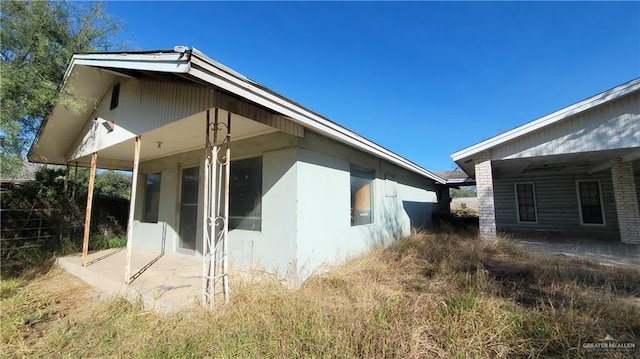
0,1,121,178
451,187,477,198
94,170,131,199
1,166,129,276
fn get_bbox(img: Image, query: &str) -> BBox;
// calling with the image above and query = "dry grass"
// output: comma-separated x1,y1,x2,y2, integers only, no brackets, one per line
2,230,639,358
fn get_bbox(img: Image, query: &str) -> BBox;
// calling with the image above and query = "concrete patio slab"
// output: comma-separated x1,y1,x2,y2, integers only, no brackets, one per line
511,237,640,269
56,248,219,312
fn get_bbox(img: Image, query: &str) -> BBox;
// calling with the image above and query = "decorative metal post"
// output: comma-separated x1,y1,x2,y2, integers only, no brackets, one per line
202,108,231,309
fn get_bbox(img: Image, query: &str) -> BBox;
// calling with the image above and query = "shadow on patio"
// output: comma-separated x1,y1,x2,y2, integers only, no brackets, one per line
510,236,640,269
56,248,210,312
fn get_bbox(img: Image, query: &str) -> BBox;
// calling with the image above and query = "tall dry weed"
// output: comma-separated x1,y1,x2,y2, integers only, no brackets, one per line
2,230,639,358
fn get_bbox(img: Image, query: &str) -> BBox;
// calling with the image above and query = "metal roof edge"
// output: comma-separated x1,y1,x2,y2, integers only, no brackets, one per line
188,49,446,184
451,78,640,162
31,47,446,184
28,49,191,162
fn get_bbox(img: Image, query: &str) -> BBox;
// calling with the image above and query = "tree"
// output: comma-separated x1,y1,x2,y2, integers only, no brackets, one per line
451,187,477,198
0,1,121,178
95,170,131,199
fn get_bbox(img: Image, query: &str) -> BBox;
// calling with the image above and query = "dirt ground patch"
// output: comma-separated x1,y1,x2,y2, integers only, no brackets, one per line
27,269,106,318
2,268,107,356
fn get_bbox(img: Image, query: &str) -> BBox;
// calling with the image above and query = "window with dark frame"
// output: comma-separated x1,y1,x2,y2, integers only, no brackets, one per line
577,180,604,225
515,183,537,223
351,166,373,226
143,172,161,223
110,83,120,110
229,157,262,231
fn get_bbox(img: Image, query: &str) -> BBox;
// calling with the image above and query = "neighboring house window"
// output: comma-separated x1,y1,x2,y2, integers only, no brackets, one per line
229,157,262,231
576,180,605,225
351,166,373,226
110,83,120,110
515,182,537,223
143,172,161,223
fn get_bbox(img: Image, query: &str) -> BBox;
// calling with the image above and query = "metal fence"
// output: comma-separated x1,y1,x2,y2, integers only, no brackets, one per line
0,208,82,259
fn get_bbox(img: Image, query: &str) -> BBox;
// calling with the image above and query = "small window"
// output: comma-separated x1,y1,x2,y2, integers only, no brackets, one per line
351,166,373,226
110,83,120,110
143,172,161,223
229,157,262,231
515,183,537,223
576,180,605,225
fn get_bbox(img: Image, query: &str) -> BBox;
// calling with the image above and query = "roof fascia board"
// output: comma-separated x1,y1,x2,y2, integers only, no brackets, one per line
72,52,188,63
73,58,190,74
188,62,444,184
451,78,640,162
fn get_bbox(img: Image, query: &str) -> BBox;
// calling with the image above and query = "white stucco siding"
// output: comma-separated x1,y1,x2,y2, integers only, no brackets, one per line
128,132,301,279
125,129,439,283
295,149,353,279
492,91,640,161
232,148,298,279
294,133,439,280
132,149,203,254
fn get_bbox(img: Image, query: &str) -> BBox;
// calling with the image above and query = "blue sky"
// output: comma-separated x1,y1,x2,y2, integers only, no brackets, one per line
106,1,639,172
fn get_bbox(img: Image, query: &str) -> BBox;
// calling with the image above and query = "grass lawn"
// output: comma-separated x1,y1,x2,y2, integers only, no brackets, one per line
2,230,639,358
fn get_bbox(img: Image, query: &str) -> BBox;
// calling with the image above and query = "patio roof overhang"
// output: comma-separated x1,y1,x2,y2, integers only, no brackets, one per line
487,147,640,178
451,78,640,177
28,46,446,183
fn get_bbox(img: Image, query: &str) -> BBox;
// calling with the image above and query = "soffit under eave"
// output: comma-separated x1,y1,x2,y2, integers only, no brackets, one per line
29,65,119,165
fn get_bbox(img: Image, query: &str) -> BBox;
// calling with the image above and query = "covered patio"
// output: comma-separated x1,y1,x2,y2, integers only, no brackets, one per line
56,247,208,312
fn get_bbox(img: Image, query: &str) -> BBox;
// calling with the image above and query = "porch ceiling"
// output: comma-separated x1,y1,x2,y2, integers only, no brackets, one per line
72,109,277,169
490,147,640,178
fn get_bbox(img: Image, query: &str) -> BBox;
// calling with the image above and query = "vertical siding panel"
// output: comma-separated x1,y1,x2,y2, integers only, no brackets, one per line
88,78,305,139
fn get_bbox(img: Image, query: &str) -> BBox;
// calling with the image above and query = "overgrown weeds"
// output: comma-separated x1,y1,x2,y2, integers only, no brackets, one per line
2,230,639,358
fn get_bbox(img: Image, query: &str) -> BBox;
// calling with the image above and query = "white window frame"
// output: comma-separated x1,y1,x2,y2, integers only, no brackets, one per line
575,179,606,226
514,182,538,224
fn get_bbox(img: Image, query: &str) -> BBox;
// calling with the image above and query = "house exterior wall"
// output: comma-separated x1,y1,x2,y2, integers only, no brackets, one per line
294,131,438,280
133,148,204,254
491,91,640,161
493,170,620,239
229,146,299,279
131,133,300,279
129,129,440,282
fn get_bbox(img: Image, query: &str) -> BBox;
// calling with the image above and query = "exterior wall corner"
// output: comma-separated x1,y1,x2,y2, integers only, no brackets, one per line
611,159,640,244
475,151,497,239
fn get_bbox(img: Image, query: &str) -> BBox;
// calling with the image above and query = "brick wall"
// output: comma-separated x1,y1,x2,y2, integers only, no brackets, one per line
611,159,640,244
475,151,497,239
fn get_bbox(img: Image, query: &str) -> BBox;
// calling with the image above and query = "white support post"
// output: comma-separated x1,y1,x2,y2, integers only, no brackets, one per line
125,136,141,284
202,108,231,309
202,137,211,306
222,141,230,302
